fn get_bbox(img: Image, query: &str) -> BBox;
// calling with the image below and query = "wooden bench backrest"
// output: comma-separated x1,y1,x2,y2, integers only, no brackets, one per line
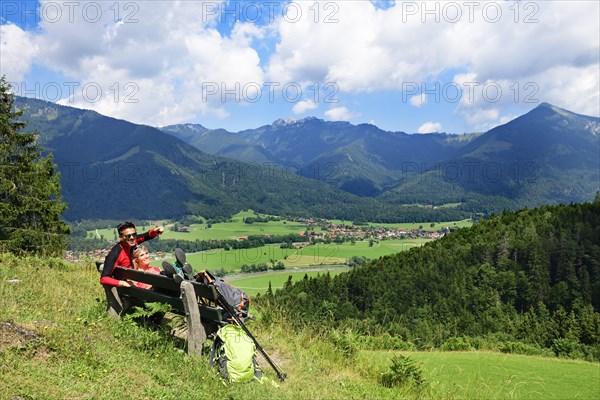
111,266,224,324
112,267,220,301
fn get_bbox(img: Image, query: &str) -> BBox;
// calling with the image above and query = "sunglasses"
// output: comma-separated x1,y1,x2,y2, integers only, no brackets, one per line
121,233,137,239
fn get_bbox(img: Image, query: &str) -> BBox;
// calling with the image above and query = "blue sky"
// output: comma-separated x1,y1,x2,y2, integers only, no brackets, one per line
1,0,599,133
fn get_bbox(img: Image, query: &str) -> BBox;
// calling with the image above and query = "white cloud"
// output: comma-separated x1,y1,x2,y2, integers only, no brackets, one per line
499,115,517,126
453,63,600,130
457,107,500,132
7,1,266,126
292,99,317,114
0,24,38,81
325,106,355,121
417,122,442,134
3,0,598,129
530,64,600,118
267,1,600,125
410,93,426,107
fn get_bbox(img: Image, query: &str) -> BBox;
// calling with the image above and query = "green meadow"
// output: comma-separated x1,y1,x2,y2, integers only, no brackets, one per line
90,210,318,241
88,210,471,240
227,269,350,297
357,350,600,399
162,239,428,297
159,239,431,273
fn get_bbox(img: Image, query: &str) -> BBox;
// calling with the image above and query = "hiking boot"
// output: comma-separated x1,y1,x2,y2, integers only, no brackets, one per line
173,273,183,285
163,260,186,283
174,248,186,266
175,247,194,280
175,248,194,279
161,261,176,278
182,263,193,279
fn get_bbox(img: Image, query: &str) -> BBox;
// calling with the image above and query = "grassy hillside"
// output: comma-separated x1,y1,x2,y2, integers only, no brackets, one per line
0,254,599,400
1,254,599,399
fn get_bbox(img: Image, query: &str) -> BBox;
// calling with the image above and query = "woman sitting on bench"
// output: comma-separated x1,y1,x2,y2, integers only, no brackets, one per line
130,245,161,289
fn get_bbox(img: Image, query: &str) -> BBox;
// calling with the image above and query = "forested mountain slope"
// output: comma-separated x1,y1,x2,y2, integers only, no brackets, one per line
272,199,600,356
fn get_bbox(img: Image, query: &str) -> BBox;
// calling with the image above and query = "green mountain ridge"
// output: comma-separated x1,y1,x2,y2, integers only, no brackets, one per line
162,104,599,210
16,96,599,221
385,103,599,208
171,118,474,196
14,96,471,223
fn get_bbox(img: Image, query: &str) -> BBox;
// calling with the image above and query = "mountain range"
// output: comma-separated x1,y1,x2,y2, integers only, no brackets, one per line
13,97,455,222
162,103,599,206
14,96,599,222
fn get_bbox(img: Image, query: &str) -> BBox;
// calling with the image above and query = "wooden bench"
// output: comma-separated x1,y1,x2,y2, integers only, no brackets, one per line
99,265,227,355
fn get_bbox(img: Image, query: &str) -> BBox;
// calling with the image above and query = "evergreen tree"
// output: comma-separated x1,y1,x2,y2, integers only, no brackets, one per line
0,77,70,256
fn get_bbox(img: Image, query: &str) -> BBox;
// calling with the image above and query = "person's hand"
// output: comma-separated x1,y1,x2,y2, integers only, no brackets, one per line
153,227,164,235
118,280,132,288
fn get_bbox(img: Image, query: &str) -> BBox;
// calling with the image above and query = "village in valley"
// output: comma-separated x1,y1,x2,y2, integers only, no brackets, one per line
295,218,452,242
66,214,463,264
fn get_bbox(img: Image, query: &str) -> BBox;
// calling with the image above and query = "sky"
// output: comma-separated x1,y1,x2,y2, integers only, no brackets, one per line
1,0,599,134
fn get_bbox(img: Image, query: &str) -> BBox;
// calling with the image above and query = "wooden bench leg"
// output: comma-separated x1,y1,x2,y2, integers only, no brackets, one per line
180,281,206,356
103,285,124,319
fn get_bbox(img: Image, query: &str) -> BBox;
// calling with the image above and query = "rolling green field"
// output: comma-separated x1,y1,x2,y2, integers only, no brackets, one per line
89,210,472,240
358,350,600,399
330,218,473,231
159,239,430,273
160,239,428,297
90,210,318,241
227,269,350,297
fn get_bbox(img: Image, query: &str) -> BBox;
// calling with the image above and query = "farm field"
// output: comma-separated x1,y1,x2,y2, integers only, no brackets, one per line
359,350,600,399
88,210,472,240
89,210,318,241
227,268,350,297
158,239,431,273
329,218,474,231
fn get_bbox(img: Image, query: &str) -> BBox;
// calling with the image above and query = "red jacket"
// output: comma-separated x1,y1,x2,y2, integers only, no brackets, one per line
99,230,159,287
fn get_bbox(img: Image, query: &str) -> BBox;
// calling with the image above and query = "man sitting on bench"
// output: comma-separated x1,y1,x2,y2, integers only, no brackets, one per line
100,221,164,288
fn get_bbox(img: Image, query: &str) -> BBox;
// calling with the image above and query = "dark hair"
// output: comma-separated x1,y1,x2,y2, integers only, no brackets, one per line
117,221,136,235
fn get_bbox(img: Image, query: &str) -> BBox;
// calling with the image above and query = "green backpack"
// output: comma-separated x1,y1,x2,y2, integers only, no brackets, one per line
209,324,262,383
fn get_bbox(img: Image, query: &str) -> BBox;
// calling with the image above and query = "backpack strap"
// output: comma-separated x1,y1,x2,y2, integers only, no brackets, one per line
209,336,218,368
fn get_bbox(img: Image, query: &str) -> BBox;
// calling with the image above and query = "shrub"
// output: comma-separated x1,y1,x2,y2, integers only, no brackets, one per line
499,341,551,357
552,338,585,359
581,343,600,362
329,329,358,359
441,337,473,351
379,355,426,389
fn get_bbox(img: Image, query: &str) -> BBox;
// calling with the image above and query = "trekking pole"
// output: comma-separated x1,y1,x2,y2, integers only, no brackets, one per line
203,272,287,382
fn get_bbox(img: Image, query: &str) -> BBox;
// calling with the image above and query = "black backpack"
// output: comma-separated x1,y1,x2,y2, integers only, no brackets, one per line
195,270,250,321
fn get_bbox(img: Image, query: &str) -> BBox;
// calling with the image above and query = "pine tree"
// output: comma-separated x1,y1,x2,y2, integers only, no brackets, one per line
0,76,70,256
